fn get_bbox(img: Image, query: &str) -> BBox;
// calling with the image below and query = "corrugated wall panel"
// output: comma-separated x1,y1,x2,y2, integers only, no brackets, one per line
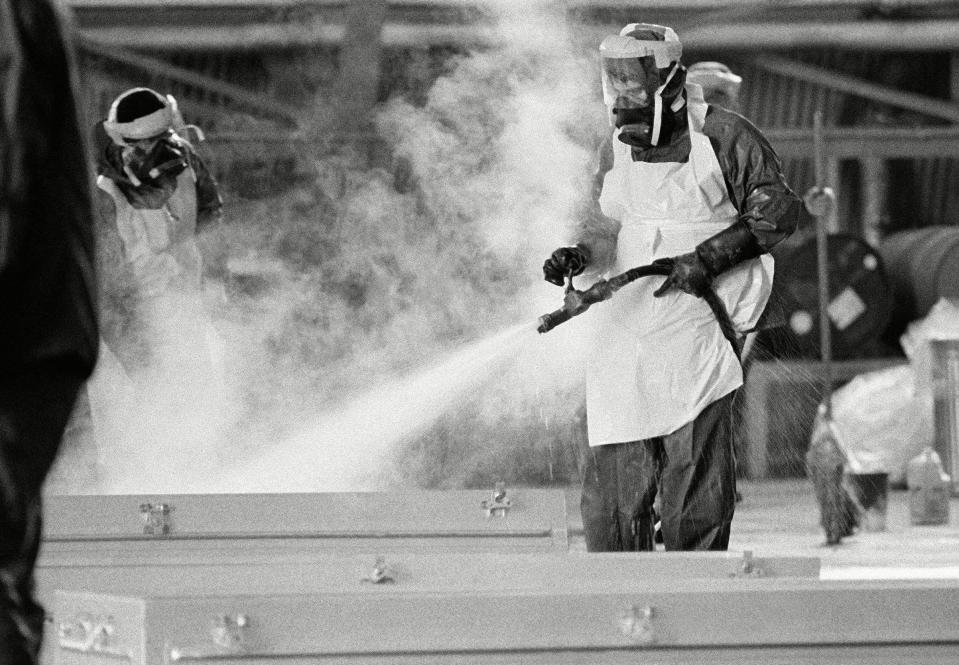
79,39,959,219
712,49,959,235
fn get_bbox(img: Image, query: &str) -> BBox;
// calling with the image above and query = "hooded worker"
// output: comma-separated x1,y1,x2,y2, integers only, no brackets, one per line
543,24,800,551
686,61,742,111
97,87,221,298
93,87,223,372
75,87,229,490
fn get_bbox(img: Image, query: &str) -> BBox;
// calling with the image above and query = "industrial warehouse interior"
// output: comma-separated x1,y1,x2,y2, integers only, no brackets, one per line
4,0,959,663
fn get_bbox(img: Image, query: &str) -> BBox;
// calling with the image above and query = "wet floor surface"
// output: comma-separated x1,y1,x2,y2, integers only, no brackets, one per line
566,479,959,579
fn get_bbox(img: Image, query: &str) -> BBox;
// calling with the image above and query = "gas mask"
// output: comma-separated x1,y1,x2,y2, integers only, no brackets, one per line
599,24,687,149
119,133,188,188
103,88,198,188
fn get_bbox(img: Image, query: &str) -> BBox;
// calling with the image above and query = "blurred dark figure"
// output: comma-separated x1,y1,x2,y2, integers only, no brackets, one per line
0,1,99,663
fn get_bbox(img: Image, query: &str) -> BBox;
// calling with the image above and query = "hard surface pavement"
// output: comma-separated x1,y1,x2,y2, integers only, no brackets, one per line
567,479,959,579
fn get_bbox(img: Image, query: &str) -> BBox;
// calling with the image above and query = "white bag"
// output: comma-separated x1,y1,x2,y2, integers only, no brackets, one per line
831,364,932,484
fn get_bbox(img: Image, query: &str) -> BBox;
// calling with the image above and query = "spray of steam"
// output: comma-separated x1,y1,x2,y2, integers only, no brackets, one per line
371,3,608,489
51,2,611,494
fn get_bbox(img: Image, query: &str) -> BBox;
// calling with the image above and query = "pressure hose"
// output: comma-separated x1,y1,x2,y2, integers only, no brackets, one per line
536,260,741,359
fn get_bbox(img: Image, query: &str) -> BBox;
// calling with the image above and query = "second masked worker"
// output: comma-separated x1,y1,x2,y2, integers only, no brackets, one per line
543,24,800,551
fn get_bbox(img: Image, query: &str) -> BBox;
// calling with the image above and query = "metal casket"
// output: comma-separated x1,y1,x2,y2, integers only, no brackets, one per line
53,578,959,665
40,488,569,560
37,550,820,610
37,489,820,665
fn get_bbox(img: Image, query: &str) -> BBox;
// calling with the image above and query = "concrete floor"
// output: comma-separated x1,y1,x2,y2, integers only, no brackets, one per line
566,479,959,580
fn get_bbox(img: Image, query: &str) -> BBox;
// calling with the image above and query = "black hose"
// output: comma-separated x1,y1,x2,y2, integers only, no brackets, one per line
537,261,742,361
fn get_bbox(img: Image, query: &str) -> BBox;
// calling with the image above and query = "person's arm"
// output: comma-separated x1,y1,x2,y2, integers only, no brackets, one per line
699,106,801,265
188,149,224,231
653,108,801,298
182,145,229,281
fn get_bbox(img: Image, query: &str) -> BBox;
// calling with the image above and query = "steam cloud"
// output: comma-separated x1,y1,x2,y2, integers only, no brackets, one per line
49,2,611,494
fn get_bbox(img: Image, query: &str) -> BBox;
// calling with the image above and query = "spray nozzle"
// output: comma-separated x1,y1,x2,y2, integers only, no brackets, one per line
536,263,673,334
536,277,615,334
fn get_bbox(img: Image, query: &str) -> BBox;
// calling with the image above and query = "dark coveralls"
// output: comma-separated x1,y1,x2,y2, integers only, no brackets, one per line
579,102,800,552
0,1,99,662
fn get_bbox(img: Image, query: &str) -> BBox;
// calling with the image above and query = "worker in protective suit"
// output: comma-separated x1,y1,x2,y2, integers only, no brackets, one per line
85,87,225,489
91,87,222,369
1,0,99,661
686,61,742,112
543,24,800,551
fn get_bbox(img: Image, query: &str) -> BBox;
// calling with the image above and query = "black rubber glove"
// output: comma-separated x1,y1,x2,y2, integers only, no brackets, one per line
653,221,763,298
652,253,712,298
543,245,591,286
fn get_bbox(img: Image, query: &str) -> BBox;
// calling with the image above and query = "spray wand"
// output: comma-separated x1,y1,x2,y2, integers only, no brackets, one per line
536,263,669,334
536,261,741,358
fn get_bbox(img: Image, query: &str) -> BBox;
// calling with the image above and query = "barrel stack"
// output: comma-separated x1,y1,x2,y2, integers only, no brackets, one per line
879,226,959,343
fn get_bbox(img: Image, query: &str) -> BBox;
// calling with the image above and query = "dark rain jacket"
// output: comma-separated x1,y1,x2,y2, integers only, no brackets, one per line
580,101,801,283
575,100,801,332
0,0,98,375
1,1,98,662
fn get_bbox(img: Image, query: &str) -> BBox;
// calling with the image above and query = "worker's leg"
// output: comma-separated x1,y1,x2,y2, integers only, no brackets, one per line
658,391,737,551
581,440,661,552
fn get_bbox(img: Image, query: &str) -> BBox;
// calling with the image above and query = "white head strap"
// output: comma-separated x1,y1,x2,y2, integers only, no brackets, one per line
103,87,173,146
599,23,682,69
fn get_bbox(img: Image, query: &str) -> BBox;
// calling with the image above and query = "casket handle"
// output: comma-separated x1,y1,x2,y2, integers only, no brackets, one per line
139,502,174,535
58,612,132,659
480,481,511,517
618,605,656,645
168,613,250,661
361,556,396,584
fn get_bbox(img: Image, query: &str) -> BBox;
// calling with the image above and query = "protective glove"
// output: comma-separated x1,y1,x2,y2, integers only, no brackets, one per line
542,245,591,286
652,252,712,298
653,220,763,298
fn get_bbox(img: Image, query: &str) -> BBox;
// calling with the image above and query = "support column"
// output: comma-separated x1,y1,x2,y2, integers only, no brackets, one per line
860,155,887,247
825,157,841,233
951,53,959,101
334,0,388,133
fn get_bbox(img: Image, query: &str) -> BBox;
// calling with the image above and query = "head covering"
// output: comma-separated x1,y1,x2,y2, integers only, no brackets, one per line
686,61,742,101
599,23,682,69
103,88,175,145
599,23,686,148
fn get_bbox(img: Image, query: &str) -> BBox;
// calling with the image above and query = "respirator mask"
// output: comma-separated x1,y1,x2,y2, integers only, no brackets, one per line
119,133,188,188
104,87,196,188
599,25,687,149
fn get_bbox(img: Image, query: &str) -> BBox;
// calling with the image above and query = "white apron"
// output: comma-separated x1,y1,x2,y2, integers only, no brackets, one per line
588,84,774,445
97,167,217,384
97,168,202,298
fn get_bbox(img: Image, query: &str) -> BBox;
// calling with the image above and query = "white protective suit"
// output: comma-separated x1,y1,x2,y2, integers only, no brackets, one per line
96,166,203,298
587,82,774,445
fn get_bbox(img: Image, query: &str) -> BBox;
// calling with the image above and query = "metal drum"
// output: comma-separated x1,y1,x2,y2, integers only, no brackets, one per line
755,233,894,360
879,225,959,323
